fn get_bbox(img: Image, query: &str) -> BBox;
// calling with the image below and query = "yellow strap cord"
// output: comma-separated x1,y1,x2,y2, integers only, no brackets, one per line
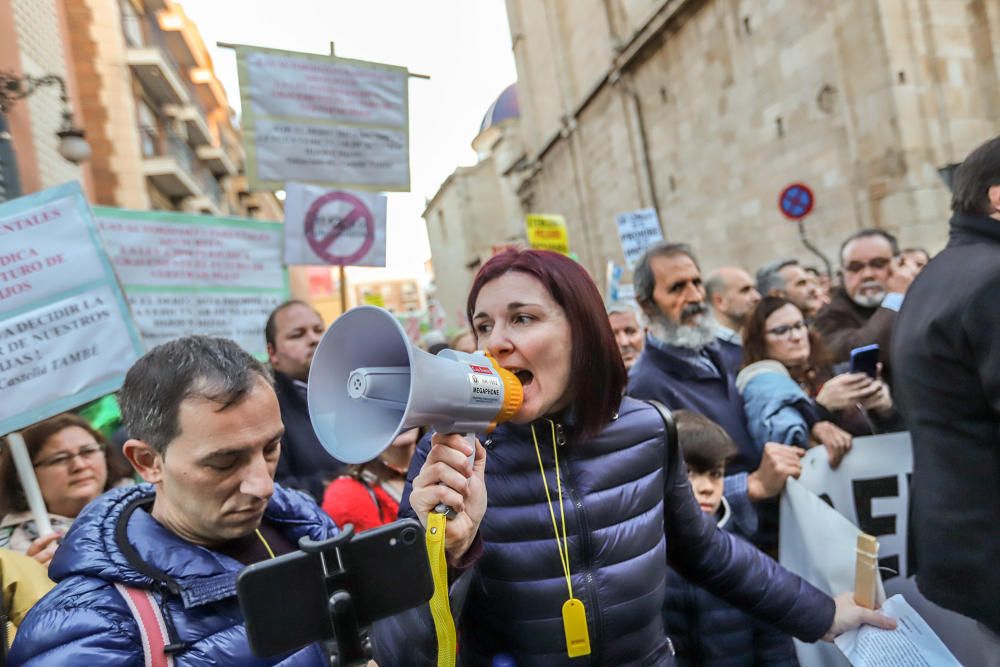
531,421,573,600
426,512,457,666
255,528,276,559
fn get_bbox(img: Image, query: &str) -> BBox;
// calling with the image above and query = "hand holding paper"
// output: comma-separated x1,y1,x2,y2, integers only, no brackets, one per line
834,595,962,666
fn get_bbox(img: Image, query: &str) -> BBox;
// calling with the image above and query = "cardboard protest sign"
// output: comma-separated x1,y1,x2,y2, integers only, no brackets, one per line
235,45,410,192
94,208,287,358
283,182,387,267
615,208,662,269
780,434,989,666
525,214,569,255
0,182,143,436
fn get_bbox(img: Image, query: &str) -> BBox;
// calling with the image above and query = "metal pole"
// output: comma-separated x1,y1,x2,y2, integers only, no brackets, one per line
5,432,55,537
339,265,348,315
797,220,833,278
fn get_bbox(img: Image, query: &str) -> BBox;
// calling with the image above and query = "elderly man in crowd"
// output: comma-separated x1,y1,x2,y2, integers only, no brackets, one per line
704,266,761,373
627,243,801,483
9,336,337,666
606,300,646,370
755,258,824,322
813,230,916,382
265,300,344,501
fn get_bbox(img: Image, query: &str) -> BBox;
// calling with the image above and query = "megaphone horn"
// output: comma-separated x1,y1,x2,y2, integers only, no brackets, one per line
308,306,523,467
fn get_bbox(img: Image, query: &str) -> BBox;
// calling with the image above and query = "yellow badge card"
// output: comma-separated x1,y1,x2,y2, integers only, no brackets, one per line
562,598,591,658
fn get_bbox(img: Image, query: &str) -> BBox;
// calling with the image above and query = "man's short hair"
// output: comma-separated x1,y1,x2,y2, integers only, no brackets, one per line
951,136,1000,217
120,336,273,454
265,300,317,349
674,409,738,472
702,269,737,303
633,242,698,308
755,258,798,295
606,300,646,326
838,229,900,266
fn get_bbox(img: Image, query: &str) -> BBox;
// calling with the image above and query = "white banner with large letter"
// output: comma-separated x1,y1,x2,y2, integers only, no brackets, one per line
0,182,143,435
94,208,288,358
779,433,989,666
283,182,387,267
235,45,410,192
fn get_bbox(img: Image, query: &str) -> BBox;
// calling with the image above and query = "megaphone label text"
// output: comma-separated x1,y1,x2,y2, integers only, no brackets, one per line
469,373,502,405
469,364,494,375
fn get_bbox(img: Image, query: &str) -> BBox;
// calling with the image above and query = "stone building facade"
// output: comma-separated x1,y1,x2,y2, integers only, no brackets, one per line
425,0,1000,323
508,0,1000,282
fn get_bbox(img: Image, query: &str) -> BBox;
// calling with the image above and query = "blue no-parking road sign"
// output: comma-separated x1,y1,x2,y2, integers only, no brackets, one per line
779,183,814,220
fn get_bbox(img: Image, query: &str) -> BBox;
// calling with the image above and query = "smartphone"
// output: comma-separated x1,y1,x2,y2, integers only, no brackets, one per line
238,519,433,657
849,344,880,379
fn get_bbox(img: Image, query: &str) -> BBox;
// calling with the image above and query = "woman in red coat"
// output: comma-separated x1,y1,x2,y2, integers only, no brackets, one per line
321,428,420,532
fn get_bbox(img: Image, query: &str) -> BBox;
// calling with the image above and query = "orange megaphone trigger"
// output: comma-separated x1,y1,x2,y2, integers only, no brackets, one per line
485,353,523,432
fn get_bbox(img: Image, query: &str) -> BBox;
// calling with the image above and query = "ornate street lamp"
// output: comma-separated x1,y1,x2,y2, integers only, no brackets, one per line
0,72,91,164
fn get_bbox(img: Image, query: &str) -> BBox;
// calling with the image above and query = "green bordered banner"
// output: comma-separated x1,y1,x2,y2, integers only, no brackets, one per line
94,207,289,359
0,182,144,436
234,44,410,193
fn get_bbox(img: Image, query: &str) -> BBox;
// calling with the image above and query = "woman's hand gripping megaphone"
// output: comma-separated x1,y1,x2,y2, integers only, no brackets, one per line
410,433,489,563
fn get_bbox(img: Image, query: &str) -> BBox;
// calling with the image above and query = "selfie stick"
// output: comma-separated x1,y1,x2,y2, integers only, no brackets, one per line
5,432,55,537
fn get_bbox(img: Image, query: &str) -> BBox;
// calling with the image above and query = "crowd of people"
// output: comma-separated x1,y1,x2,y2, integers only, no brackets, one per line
1,136,998,665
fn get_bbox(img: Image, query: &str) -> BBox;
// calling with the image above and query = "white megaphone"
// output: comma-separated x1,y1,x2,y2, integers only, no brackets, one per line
308,306,523,470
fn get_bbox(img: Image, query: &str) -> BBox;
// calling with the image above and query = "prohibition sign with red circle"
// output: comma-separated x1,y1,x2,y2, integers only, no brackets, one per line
304,191,376,265
778,183,815,220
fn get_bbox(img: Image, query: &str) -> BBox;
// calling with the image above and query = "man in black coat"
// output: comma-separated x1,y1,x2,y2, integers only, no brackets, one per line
892,135,1000,656
266,300,345,501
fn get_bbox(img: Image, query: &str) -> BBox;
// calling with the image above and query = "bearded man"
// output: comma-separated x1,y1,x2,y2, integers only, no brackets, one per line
628,243,761,474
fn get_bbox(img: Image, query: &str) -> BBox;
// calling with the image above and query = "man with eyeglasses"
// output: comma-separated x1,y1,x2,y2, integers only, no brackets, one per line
813,229,917,382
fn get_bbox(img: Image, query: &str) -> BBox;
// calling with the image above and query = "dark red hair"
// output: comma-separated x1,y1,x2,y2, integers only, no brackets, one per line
466,249,627,439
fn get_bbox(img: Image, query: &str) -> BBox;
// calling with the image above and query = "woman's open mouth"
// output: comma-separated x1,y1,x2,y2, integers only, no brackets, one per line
511,369,534,387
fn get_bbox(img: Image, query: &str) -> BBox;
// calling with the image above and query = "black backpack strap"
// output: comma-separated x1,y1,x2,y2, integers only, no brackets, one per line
643,399,681,488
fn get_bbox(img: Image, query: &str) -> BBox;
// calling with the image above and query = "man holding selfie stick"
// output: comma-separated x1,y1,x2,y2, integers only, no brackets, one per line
813,228,917,384
893,136,1000,663
8,336,337,667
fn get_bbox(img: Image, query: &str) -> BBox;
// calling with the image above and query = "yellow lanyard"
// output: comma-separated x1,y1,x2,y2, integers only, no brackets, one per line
426,512,457,666
255,528,276,559
531,421,591,658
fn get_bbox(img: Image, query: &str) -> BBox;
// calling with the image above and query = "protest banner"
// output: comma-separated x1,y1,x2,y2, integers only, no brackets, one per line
0,182,143,437
615,208,663,269
233,45,410,192
780,434,989,666
525,214,569,255
94,208,288,359
283,182,387,267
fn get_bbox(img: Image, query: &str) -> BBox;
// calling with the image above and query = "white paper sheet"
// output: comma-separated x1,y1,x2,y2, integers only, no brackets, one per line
835,595,962,666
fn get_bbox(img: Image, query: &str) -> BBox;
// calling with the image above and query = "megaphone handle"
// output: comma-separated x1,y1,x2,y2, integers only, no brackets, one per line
434,433,477,519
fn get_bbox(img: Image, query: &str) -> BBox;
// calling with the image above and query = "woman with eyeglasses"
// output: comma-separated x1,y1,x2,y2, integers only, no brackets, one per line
736,296,896,469
0,414,134,567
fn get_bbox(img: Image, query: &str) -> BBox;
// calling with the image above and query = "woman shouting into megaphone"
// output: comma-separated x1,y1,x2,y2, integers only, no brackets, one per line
372,249,893,666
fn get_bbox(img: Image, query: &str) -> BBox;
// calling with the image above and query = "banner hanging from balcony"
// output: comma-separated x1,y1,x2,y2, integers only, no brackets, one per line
94,208,288,358
233,44,410,193
283,182,387,267
0,182,143,436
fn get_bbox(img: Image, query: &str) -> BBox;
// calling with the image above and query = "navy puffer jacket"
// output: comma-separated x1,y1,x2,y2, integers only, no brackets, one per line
664,497,798,666
372,397,834,666
9,483,337,666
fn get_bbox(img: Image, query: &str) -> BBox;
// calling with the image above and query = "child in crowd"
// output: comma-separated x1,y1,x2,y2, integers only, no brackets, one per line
664,410,799,666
